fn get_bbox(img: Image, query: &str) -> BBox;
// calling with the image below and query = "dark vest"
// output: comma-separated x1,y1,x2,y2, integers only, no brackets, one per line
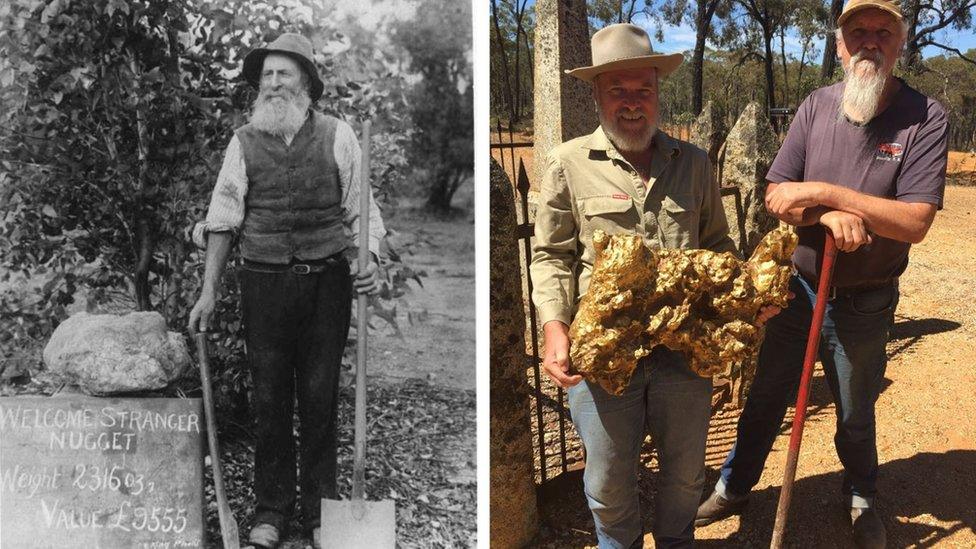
236,112,347,263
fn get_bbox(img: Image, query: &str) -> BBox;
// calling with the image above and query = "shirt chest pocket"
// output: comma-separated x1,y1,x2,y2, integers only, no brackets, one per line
656,194,700,249
577,195,641,244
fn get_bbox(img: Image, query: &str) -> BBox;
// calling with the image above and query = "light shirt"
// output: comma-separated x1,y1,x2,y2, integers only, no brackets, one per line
530,127,737,327
193,116,385,257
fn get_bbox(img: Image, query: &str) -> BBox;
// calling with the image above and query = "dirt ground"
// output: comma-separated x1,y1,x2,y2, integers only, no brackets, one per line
370,193,476,392
533,184,976,547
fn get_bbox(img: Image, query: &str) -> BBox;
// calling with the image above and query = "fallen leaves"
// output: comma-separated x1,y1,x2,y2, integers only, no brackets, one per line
203,378,476,548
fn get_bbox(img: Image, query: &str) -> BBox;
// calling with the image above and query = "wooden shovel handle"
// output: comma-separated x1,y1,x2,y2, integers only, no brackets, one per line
352,121,371,502
195,332,240,549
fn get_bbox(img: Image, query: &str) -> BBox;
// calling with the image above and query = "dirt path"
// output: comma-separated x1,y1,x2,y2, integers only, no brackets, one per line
535,185,976,548
370,203,476,392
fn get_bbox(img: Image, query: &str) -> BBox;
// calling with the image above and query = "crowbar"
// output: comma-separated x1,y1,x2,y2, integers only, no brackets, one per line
769,230,838,548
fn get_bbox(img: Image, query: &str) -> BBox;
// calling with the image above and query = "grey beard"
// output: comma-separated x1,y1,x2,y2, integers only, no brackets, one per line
599,109,657,153
250,92,311,137
840,55,887,124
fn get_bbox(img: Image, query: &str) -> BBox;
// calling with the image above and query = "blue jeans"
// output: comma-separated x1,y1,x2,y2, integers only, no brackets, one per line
569,347,713,549
718,274,898,509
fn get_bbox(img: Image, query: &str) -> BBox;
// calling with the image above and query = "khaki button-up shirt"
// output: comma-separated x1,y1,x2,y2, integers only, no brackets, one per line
530,127,738,327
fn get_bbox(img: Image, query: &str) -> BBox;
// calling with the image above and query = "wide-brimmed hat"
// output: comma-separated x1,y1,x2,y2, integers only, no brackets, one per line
837,0,903,26
243,33,324,102
566,24,683,82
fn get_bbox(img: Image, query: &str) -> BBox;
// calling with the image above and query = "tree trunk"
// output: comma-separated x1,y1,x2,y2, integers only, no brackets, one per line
427,176,454,212
820,0,843,82
763,25,776,111
692,0,720,116
692,32,707,116
491,0,517,124
129,52,153,312
901,0,922,72
510,0,526,121
779,27,789,106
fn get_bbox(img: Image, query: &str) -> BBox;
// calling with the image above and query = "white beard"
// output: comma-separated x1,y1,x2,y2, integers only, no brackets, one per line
599,108,657,153
250,87,311,137
840,51,888,124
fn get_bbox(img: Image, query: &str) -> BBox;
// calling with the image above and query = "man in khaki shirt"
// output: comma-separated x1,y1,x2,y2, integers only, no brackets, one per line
530,24,776,548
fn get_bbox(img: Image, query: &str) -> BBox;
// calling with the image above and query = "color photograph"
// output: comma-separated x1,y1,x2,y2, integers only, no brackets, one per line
489,0,976,547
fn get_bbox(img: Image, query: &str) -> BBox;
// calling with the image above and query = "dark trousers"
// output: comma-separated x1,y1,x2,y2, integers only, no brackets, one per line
720,274,897,508
240,260,352,532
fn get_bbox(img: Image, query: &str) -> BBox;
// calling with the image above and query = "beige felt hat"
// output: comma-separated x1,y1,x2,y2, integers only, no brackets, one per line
837,0,903,26
566,23,684,82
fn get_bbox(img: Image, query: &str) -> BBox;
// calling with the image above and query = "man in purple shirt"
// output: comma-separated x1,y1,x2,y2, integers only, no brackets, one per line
695,1,948,547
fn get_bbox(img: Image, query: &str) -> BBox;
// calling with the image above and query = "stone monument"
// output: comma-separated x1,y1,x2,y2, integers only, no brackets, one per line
489,158,539,548
721,102,780,256
690,100,726,176
532,0,596,186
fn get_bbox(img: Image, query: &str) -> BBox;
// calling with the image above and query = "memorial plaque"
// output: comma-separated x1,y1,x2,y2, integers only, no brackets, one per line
0,395,205,549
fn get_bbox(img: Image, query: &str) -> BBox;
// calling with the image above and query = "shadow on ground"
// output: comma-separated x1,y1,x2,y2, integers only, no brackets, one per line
695,450,976,548
533,451,976,548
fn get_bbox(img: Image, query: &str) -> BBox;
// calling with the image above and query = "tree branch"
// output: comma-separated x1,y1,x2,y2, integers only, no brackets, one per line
914,0,976,39
923,41,976,66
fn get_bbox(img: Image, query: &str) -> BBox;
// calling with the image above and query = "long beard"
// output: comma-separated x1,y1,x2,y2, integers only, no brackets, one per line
250,88,311,137
840,51,888,124
599,108,657,153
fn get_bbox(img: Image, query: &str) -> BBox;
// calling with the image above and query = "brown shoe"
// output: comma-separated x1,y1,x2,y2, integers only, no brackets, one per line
851,507,886,549
695,490,748,527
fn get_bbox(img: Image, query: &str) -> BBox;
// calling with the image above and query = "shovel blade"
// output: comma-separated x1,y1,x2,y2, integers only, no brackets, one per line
321,498,396,549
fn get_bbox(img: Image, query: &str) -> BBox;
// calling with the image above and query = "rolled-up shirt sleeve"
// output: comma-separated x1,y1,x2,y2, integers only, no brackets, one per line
335,120,385,258
192,136,248,249
530,154,579,326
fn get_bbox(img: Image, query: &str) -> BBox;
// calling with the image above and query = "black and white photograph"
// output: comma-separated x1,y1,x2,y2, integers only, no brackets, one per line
0,0,474,547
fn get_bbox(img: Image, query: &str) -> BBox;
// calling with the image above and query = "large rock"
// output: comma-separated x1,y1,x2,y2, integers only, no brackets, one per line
690,100,726,175
532,0,596,187
489,158,539,548
722,102,780,256
43,312,192,395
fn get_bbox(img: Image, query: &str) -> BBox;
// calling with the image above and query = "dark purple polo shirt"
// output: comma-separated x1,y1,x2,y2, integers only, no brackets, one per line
767,79,948,287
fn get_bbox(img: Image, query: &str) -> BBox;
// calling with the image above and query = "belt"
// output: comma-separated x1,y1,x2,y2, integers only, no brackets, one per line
800,273,895,300
242,255,345,275
828,280,895,300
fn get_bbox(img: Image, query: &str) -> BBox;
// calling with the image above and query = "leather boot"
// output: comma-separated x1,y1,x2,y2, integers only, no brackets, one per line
695,490,748,527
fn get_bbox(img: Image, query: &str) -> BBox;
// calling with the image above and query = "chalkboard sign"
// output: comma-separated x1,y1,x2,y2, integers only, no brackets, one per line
0,395,205,549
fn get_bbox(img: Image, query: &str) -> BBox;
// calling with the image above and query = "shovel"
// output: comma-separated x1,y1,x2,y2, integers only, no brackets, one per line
321,120,396,548
769,231,838,548
194,332,241,549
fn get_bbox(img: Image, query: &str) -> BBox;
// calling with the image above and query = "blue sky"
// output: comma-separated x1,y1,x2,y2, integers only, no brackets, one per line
512,0,976,61
644,12,976,60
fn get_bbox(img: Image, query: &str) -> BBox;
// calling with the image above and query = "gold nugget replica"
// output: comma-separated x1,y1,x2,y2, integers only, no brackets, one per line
570,225,798,395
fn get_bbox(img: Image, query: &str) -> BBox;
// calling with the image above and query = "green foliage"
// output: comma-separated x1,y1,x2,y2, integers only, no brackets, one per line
0,0,441,393
393,0,473,211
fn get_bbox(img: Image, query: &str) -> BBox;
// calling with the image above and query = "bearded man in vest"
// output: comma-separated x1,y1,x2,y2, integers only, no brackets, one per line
188,33,384,549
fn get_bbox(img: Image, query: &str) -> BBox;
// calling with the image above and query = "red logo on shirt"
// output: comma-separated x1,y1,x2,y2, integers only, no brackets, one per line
612,193,630,200
876,142,903,162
